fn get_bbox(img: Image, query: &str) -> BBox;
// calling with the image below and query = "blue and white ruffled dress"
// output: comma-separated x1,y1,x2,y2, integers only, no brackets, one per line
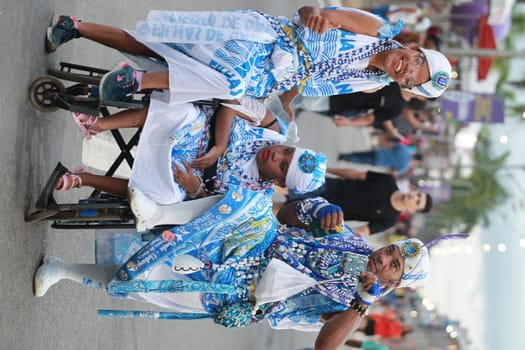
126,7,401,104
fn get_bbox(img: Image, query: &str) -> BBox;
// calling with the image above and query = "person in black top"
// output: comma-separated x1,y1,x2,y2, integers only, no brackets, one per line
285,167,432,236
294,83,425,140
329,85,430,140
328,83,406,124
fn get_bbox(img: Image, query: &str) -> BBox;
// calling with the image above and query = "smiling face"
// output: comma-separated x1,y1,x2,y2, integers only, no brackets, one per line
255,145,295,187
382,48,430,89
367,244,405,288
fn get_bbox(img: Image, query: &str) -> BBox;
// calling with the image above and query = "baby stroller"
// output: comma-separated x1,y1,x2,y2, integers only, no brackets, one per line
25,61,220,230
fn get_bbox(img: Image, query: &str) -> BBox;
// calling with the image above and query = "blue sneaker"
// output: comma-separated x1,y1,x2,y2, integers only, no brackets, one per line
99,62,140,101
46,15,80,53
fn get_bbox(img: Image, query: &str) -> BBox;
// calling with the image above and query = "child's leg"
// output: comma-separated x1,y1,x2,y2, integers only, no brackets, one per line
78,173,129,199
55,171,129,199
47,15,157,59
139,72,170,90
48,17,169,91
90,107,148,132
77,22,161,59
71,107,148,140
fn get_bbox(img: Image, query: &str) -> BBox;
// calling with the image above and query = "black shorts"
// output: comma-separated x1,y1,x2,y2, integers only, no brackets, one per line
364,318,376,336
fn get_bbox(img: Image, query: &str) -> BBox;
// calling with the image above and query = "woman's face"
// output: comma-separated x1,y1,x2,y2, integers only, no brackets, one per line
255,145,295,186
383,48,430,89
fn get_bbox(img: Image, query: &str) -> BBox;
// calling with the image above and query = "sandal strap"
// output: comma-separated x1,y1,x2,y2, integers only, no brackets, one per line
71,112,99,140
55,167,84,192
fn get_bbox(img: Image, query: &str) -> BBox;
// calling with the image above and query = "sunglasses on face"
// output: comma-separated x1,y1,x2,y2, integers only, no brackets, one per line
411,53,426,68
401,53,427,89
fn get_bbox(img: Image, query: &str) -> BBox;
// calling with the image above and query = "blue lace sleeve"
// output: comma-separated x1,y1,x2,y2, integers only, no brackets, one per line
296,197,329,225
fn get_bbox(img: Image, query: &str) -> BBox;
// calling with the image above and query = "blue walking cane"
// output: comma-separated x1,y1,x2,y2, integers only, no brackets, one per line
97,310,213,320
98,279,244,320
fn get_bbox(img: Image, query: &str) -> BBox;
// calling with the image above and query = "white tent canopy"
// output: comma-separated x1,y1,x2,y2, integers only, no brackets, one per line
488,0,515,25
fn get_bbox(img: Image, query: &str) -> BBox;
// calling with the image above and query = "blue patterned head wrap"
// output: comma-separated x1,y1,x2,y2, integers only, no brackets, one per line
285,147,327,194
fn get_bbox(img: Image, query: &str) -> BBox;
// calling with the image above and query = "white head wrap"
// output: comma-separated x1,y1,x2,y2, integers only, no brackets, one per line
392,238,430,288
285,147,327,194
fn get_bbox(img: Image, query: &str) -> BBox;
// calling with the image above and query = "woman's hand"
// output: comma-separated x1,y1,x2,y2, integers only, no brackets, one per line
173,161,201,194
304,13,341,34
279,87,299,121
299,6,384,37
190,145,224,170
298,6,341,34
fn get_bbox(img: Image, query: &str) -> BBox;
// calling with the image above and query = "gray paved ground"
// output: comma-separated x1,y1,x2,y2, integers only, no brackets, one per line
0,1,375,349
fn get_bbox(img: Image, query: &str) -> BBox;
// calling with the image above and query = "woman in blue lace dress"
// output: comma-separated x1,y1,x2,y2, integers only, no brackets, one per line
45,6,451,119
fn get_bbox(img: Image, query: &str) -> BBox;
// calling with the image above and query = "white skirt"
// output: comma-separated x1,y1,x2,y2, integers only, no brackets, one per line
128,95,202,205
126,30,233,104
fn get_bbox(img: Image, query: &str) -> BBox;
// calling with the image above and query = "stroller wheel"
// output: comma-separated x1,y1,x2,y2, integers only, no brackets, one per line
28,75,65,113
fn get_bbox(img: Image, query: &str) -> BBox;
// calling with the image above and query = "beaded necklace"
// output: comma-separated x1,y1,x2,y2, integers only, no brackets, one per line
196,105,215,158
261,13,400,93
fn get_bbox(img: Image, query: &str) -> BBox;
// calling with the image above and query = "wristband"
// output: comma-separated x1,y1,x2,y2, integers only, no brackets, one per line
187,177,204,199
349,299,368,317
313,202,342,221
296,197,343,228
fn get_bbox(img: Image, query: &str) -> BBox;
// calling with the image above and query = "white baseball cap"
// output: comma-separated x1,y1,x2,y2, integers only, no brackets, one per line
407,47,452,98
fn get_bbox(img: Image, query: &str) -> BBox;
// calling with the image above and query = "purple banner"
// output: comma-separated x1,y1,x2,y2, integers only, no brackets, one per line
422,185,452,202
441,91,504,123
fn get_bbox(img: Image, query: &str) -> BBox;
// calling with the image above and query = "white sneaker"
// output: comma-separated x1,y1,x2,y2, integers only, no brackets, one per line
33,257,65,297
129,187,224,231
128,187,162,232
